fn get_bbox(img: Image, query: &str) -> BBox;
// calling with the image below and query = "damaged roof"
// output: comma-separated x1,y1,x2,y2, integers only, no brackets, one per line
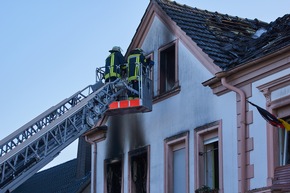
155,0,290,70
12,159,90,193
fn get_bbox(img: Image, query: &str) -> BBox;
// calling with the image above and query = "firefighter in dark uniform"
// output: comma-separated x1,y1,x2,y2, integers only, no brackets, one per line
104,46,126,82
127,48,153,100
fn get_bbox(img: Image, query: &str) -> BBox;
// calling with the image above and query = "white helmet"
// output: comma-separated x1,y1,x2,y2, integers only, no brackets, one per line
110,46,122,52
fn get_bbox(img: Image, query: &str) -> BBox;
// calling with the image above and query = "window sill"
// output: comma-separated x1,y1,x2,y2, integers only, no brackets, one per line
153,85,181,103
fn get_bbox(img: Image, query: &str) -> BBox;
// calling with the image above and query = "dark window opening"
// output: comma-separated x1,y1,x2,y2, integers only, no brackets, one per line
106,160,122,193
130,149,148,193
160,44,176,94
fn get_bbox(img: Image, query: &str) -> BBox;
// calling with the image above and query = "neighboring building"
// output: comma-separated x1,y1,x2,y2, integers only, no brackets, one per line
12,137,91,193
85,0,290,193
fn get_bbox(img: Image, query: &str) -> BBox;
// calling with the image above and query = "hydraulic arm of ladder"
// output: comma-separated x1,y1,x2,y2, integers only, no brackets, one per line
0,68,129,192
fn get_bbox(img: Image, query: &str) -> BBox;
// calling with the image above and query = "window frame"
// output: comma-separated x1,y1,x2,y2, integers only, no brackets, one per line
155,40,180,102
277,117,290,165
257,74,290,183
194,121,223,191
128,145,150,193
104,156,124,193
164,131,189,193
269,98,290,167
145,53,154,82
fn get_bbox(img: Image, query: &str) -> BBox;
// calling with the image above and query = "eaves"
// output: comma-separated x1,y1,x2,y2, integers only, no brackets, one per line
202,45,290,96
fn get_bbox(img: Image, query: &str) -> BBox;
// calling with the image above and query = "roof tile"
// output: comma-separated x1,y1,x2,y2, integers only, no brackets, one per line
155,0,290,70
12,159,90,193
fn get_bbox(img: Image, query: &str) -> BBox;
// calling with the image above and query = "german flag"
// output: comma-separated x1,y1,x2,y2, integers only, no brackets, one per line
248,101,290,131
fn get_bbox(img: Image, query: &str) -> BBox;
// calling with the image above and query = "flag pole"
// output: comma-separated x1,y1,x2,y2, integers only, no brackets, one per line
283,131,288,165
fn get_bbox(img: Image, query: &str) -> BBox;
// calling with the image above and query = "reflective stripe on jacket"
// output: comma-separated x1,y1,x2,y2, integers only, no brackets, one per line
105,51,125,79
127,53,145,81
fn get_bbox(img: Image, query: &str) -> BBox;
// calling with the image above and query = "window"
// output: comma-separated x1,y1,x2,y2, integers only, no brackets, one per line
278,117,290,165
164,132,189,193
203,138,219,188
159,42,177,95
145,53,154,81
146,54,154,96
104,158,123,193
128,146,150,193
256,74,290,181
194,122,223,191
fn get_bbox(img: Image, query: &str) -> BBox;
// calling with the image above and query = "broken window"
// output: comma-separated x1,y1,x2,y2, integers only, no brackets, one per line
105,158,123,193
164,132,189,193
129,146,149,193
159,42,176,95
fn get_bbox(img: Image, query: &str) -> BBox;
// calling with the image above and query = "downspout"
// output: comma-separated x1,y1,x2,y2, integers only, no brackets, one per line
84,124,108,193
217,73,247,193
85,140,97,193
92,143,97,193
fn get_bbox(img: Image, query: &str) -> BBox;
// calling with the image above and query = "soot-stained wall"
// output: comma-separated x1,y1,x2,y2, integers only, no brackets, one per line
105,114,146,159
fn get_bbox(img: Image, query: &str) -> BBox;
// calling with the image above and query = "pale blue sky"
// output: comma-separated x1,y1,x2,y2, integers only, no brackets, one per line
0,0,289,170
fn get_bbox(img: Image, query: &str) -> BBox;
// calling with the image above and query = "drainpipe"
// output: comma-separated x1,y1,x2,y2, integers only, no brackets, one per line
84,125,108,193
92,144,97,193
217,73,247,193
85,140,97,193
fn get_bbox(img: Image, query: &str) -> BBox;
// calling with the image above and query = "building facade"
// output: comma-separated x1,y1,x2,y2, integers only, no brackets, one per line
86,1,290,193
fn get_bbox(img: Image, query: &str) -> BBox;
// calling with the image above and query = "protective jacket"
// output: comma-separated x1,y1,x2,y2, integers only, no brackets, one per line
105,51,125,80
127,50,147,81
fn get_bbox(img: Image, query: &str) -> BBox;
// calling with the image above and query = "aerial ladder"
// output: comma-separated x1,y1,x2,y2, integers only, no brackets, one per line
0,64,152,193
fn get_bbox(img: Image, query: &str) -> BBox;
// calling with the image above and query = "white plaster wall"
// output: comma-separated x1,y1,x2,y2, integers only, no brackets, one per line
249,68,290,190
217,92,238,193
142,17,176,96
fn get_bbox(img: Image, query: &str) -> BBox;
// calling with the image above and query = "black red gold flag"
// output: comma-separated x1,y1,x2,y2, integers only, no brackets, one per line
248,101,290,131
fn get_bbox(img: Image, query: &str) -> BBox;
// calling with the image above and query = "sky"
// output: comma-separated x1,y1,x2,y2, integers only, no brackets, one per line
0,0,289,171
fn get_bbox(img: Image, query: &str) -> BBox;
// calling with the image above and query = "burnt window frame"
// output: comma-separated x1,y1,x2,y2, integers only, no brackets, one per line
104,156,124,193
145,53,154,93
155,40,180,102
128,145,150,193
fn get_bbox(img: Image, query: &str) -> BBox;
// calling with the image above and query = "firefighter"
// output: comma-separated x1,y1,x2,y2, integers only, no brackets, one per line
104,46,126,82
127,48,153,100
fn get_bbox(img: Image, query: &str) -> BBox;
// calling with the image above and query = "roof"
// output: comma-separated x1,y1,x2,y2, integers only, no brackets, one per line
12,159,90,193
154,0,290,70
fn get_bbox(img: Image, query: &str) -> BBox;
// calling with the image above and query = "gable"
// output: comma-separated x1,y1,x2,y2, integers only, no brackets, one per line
127,0,220,75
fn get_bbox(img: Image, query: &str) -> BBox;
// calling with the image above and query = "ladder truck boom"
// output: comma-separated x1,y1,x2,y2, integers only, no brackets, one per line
0,65,152,193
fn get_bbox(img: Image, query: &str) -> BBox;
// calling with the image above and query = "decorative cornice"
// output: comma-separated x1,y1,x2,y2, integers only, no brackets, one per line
203,52,290,96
